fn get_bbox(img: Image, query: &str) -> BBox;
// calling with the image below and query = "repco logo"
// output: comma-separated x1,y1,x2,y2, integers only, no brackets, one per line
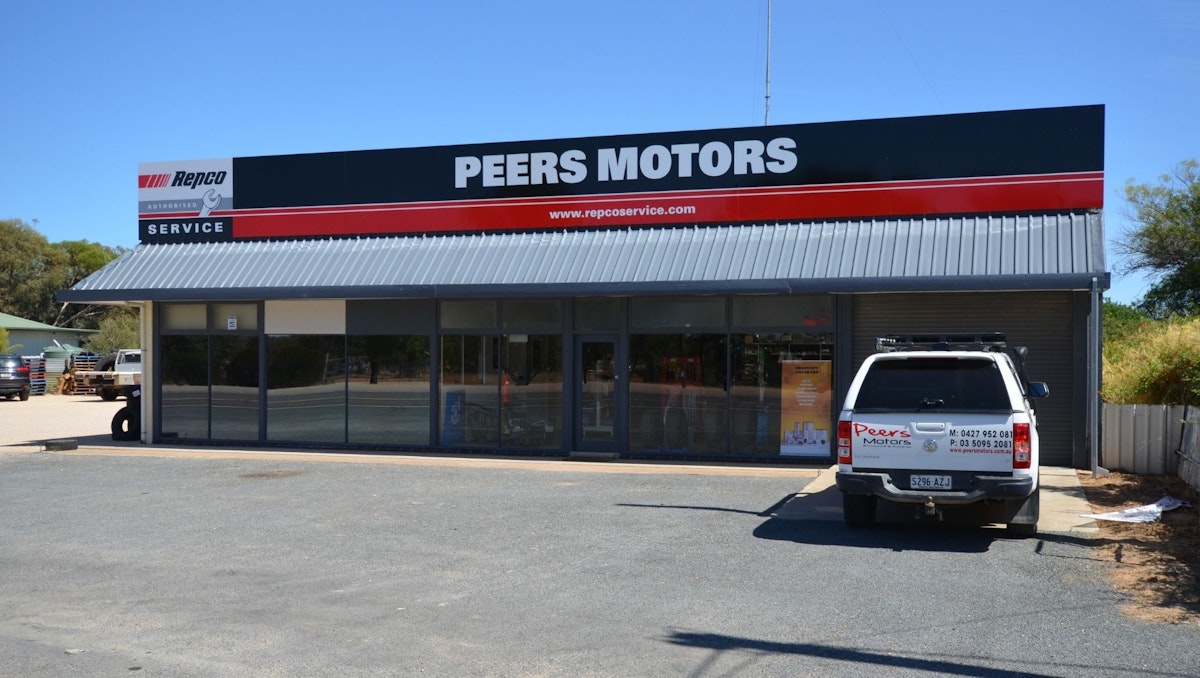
171,170,227,189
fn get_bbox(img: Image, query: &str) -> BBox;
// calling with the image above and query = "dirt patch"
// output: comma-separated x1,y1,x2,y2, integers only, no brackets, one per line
1078,471,1200,624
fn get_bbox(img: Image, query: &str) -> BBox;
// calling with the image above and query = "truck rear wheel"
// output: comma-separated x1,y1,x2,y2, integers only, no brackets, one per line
843,493,877,528
1006,522,1038,536
99,387,119,401
1004,489,1040,537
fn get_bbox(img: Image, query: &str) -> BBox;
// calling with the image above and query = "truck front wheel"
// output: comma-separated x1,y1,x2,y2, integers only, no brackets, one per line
843,493,878,528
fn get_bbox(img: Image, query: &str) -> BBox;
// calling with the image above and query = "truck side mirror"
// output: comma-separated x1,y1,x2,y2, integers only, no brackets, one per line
1028,382,1049,398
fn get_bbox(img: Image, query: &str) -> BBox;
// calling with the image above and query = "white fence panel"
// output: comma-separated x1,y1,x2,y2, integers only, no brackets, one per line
1100,404,1187,474
1178,414,1200,493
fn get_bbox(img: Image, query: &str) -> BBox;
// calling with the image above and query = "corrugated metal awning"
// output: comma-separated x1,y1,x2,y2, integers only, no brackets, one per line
59,212,1108,303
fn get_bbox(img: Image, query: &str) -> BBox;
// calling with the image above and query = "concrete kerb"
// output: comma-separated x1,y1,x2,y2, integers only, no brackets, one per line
1039,466,1102,537
37,442,828,478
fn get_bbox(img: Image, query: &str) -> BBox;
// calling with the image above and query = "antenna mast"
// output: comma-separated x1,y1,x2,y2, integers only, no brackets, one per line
764,0,772,125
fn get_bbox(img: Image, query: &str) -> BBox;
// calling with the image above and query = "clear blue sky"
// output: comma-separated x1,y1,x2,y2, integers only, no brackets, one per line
3,1,1197,304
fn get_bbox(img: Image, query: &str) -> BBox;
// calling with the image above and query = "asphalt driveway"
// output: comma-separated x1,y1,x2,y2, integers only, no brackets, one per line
1,395,1195,676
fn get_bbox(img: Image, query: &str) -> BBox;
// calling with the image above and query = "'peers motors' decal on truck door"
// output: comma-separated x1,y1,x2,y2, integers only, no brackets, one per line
852,423,913,447
138,158,234,243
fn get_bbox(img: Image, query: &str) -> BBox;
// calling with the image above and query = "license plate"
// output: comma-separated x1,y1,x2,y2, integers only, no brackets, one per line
911,474,952,489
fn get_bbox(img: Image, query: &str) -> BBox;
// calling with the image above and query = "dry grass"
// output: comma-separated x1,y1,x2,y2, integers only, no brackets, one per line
1102,318,1200,405
1078,471,1200,624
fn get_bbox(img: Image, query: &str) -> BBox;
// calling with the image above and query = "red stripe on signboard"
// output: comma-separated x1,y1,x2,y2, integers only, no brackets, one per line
148,173,1103,239
138,173,171,189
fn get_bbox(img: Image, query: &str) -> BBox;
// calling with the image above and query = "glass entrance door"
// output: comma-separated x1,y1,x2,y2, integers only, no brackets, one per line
576,337,623,451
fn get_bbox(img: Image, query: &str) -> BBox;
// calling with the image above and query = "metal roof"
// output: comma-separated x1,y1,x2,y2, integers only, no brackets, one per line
59,212,1108,303
1,312,76,332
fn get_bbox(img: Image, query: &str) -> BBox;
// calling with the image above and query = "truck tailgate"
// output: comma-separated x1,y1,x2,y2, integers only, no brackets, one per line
847,414,1015,472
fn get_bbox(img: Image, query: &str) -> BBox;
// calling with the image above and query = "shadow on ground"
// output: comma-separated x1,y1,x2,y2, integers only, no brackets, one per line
661,629,1190,678
753,484,1030,553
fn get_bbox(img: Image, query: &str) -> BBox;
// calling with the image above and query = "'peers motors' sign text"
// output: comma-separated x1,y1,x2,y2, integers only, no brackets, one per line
453,138,797,188
137,105,1104,243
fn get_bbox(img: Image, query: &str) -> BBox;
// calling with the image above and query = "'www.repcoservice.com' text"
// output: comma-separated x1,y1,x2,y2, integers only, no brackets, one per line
548,204,698,220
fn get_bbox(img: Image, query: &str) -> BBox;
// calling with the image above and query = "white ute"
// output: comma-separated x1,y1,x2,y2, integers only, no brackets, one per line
835,334,1048,535
76,349,142,401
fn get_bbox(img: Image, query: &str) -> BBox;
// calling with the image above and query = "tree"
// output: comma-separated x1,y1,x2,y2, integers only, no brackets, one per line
51,240,124,328
1137,261,1200,319
0,218,53,321
0,218,121,328
1117,159,1200,318
1102,300,1151,357
86,307,141,355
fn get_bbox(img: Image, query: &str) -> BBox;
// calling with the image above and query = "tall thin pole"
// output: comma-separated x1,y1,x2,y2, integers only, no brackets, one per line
1089,276,1109,476
764,0,772,125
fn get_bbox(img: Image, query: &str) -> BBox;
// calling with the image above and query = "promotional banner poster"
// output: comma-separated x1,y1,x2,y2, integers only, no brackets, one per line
780,360,832,456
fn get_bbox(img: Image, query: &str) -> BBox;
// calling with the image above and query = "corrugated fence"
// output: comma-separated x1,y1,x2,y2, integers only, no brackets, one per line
1101,404,1199,492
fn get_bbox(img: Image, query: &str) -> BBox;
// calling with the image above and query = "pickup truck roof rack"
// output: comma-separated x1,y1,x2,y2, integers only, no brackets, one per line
876,333,1033,380
875,333,1009,353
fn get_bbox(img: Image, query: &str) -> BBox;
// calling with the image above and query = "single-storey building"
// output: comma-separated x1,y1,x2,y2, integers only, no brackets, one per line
60,105,1108,466
0,311,94,356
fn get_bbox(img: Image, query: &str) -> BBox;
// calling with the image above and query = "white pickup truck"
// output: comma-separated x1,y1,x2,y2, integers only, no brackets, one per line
835,334,1048,535
76,349,142,401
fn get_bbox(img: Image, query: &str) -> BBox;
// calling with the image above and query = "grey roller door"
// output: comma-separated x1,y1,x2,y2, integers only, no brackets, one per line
851,292,1075,466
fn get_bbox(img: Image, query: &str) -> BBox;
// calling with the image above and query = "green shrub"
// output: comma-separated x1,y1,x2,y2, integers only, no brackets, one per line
0,327,16,352
1103,318,1200,405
